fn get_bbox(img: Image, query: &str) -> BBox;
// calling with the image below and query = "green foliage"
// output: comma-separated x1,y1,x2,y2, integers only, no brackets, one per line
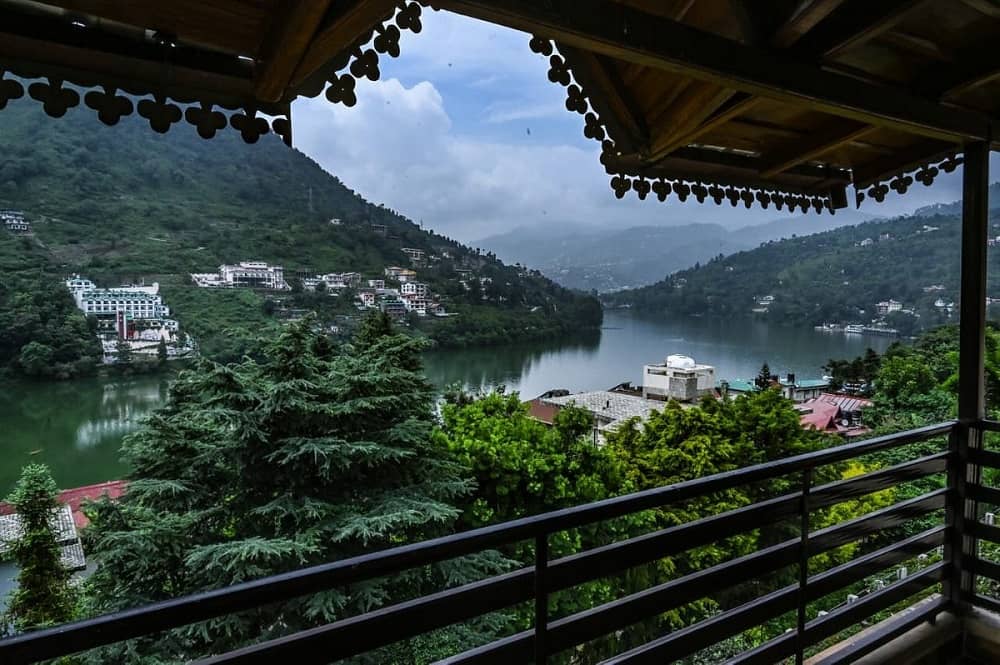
0,233,100,379
3,464,78,632
823,348,880,393
81,319,491,661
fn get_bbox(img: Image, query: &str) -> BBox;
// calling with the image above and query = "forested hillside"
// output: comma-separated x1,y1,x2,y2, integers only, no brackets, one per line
0,98,600,374
607,210,1000,333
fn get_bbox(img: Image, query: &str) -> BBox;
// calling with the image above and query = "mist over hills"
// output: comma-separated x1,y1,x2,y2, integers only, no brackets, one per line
478,208,881,292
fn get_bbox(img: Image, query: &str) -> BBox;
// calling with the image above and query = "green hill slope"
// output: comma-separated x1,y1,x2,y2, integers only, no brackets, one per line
606,210,1000,334
0,98,600,375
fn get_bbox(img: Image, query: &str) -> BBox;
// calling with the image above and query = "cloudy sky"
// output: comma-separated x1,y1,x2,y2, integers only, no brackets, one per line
291,10,993,243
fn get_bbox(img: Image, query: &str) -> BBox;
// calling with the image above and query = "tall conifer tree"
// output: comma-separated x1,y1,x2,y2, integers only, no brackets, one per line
84,319,481,661
3,464,78,632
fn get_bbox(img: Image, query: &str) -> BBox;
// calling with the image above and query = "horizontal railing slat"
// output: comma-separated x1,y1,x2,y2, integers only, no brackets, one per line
0,422,957,664
809,596,950,665
976,420,1000,432
968,520,1000,544
601,585,800,665
729,563,946,665
964,556,1000,582
968,447,1000,469
805,562,946,645
968,483,1000,506
809,489,948,554
805,526,947,603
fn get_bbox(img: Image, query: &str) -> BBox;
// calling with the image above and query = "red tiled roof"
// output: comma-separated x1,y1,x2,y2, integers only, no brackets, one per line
0,480,126,529
800,400,840,432
527,399,561,425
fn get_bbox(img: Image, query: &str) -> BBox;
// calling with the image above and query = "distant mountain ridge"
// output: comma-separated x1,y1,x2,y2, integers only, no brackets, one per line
605,208,1000,333
478,209,881,292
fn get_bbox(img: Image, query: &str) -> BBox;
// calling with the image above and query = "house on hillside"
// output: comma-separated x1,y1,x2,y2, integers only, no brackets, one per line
1,209,30,233
778,374,829,402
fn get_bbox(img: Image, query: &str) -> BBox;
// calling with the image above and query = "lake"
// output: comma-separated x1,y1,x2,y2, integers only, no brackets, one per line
0,311,895,491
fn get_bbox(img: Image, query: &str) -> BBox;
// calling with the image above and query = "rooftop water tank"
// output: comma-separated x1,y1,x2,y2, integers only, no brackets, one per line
666,354,696,369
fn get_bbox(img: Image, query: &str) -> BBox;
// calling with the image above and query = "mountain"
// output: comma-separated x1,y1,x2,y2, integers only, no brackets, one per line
605,209,1000,335
478,209,879,292
0,99,600,372
911,182,1000,218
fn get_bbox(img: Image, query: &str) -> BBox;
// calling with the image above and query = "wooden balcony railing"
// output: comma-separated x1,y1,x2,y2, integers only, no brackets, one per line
4,419,1000,664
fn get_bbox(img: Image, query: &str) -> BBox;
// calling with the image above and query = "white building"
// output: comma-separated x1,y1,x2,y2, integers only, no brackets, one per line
642,355,716,402
220,262,286,289
876,299,903,315
401,282,429,298
191,261,287,289
66,275,96,294
1,210,30,233
368,279,386,289
402,247,426,264
74,287,170,319
321,272,362,289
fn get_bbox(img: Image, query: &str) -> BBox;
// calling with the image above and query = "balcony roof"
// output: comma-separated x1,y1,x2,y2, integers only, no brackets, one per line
0,0,997,211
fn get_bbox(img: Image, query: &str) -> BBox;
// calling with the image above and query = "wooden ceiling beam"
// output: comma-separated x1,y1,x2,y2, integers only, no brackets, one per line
289,0,396,89
255,0,333,102
771,0,847,48
557,46,649,153
646,84,739,162
794,0,932,60
436,0,993,144
759,122,878,178
647,93,760,163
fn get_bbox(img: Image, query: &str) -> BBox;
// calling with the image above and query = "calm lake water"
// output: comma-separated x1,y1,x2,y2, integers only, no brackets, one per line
1,311,894,491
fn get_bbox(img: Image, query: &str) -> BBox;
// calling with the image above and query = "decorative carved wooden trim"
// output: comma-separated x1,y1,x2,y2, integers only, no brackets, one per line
528,35,840,214
856,154,962,207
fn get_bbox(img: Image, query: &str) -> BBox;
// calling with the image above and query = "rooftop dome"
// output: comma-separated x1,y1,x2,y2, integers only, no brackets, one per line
666,354,696,369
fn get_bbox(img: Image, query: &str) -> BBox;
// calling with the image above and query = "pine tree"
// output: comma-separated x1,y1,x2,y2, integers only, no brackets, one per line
83,318,486,661
754,362,772,391
3,464,78,632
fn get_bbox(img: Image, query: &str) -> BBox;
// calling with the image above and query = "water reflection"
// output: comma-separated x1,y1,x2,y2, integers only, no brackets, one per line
423,328,601,394
0,375,171,491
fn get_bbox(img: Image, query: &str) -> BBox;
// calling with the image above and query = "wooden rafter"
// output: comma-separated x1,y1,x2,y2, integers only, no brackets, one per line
646,83,738,162
794,0,932,60
771,0,848,48
254,0,333,102
647,93,760,163
289,0,396,89
759,122,877,178
557,46,649,153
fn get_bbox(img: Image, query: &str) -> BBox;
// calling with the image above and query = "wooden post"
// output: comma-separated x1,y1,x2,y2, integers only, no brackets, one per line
951,140,989,612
